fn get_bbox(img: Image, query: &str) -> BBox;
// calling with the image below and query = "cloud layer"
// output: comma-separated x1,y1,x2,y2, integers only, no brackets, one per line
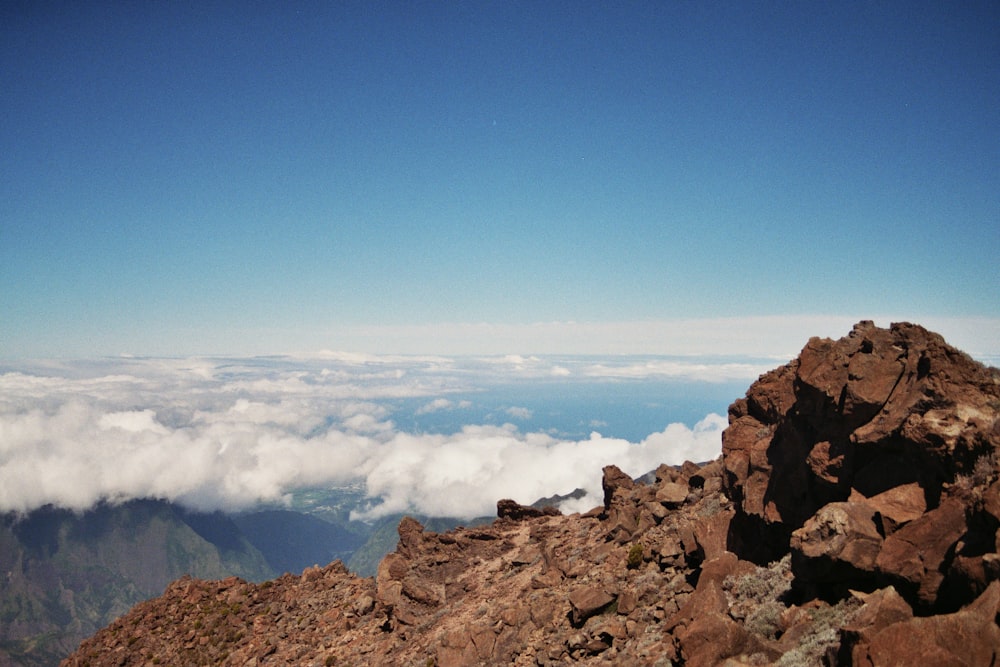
0,355,739,518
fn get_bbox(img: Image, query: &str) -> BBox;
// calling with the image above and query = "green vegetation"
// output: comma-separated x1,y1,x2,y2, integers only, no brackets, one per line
626,542,644,569
775,598,862,667
723,554,792,641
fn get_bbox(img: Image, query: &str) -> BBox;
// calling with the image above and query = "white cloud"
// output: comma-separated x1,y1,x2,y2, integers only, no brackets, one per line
504,406,533,420
3,319,993,518
416,398,456,415
349,415,725,521
0,355,731,518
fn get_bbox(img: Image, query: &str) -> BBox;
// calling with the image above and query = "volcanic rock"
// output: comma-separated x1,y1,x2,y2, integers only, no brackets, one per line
724,321,1000,611
790,501,883,593
848,581,1000,665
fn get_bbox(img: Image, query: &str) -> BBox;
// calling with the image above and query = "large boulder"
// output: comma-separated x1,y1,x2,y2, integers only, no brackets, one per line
847,581,1000,666
790,501,883,594
723,321,1000,610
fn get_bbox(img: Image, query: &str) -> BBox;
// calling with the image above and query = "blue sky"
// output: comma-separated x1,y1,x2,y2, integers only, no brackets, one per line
3,1,998,358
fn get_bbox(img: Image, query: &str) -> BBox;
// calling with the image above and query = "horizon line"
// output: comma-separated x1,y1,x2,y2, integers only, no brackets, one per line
4,315,997,363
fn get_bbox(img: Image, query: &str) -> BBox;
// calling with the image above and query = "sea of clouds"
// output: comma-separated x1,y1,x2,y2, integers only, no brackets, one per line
0,354,773,519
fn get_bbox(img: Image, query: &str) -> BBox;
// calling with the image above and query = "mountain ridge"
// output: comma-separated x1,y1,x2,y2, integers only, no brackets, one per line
60,321,1000,665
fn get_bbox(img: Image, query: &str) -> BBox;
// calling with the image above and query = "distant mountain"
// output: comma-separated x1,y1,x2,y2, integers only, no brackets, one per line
231,510,368,576
0,491,498,666
0,499,273,667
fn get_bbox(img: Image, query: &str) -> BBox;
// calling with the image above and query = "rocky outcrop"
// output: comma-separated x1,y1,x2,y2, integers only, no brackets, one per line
62,322,1000,666
64,462,733,666
724,321,1000,612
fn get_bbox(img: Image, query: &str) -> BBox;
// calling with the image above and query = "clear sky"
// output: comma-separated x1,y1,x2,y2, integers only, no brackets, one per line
3,1,998,358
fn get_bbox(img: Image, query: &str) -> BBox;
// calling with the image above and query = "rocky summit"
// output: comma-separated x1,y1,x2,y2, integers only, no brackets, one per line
61,322,1000,666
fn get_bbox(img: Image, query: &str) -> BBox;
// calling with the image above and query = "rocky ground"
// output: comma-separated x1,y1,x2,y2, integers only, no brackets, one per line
61,322,1000,666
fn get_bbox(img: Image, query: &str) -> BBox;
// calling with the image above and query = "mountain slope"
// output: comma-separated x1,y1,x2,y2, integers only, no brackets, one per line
231,510,367,576
0,500,273,667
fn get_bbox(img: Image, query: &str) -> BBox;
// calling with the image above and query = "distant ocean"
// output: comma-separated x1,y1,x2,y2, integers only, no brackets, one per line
390,378,749,443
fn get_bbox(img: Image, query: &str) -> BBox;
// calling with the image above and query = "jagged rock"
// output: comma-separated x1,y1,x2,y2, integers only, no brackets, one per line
396,515,425,556
725,322,1000,539
603,465,644,544
353,593,375,616
790,501,883,588
677,612,769,667
724,320,1000,612
668,553,777,666
656,481,689,506
850,482,926,529
849,581,1000,665
875,498,968,609
839,586,914,657
602,464,635,508
693,508,735,562
688,458,723,488
568,586,616,626
667,552,755,631
983,480,1000,522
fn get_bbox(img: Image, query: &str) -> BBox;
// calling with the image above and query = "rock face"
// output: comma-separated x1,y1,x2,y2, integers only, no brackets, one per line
725,321,1000,610
61,322,1000,666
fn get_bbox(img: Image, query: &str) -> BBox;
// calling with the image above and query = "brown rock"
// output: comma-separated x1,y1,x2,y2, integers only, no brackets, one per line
851,581,1000,666
790,501,883,586
654,462,679,483
693,508,735,562
602,464,635,509
352,594,375,616
850,482,927,527
397,515,425,557
59,323,1000,667
568,586,616,626
667,552,755,632
982,480,1000,522
688,459,723,488
496,498,560,520
656,482,689,506
875,498,967,608
839,586,914,656
675,612,777,667
437,627,478,667
806,439,850,486
723,321,1000,573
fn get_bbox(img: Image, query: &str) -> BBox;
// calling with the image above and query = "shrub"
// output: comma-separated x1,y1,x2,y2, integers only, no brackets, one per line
627,542,644,569
723,554,792,641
